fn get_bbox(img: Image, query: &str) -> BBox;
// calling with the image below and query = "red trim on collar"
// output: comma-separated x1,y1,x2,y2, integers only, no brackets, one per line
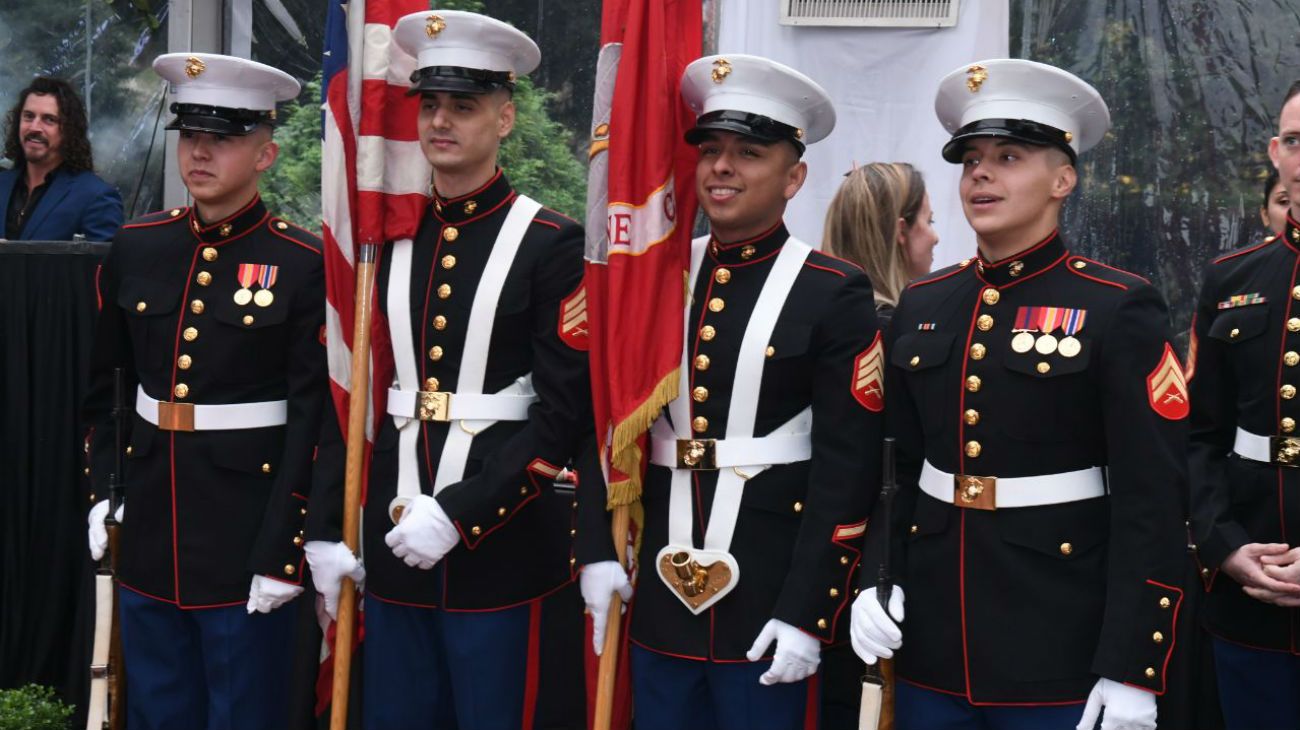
976,250,1068,290
977,229,1059,269
434,168,504,205
1212,236,1278,265
189,193,262,234
431,189,517,226
710,220,784,250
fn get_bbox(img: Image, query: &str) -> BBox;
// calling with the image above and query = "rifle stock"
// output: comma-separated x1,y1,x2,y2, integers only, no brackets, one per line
860,437,897,730
88,369,127,730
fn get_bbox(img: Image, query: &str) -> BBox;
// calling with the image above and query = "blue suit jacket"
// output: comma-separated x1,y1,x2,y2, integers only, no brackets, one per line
0,166,123,242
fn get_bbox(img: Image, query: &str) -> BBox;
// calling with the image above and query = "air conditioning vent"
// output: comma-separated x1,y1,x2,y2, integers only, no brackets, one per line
780,0,960,27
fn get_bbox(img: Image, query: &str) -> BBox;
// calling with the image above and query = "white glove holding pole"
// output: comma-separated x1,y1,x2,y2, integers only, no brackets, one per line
305,540,366,620
1075,678,1158,730
87,500,125,561
246,575,304,614
850,586,905,664
579,560,633,655
746,619,821,685
384,494,460,569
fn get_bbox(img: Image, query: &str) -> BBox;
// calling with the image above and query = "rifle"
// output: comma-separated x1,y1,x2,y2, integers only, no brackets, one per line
86,369,127,730
860,437,896,730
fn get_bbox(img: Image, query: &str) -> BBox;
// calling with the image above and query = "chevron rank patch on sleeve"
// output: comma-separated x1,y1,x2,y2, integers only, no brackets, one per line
558,283,588,351
1147,342,1189,420
852,332,885,412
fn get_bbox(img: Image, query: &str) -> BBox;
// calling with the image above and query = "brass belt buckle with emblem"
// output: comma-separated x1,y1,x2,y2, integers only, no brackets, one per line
417,391,451,422
675,438,718,470
953,474,997,510
658,550,734,611
1272,436,1300,467
156,402,196,432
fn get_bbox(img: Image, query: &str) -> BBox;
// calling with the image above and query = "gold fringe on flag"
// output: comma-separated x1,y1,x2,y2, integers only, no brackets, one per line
605,367,680,509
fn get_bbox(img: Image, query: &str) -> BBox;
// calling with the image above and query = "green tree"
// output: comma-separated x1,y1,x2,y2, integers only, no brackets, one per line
261,74,323,230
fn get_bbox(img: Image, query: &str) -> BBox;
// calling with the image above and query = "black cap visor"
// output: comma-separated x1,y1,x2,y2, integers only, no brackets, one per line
408,66,515,95
685,110,806,156
941,118,1076,164
165,103,273,136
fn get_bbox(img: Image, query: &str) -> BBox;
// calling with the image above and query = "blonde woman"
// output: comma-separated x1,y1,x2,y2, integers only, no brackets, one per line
824,162,939,328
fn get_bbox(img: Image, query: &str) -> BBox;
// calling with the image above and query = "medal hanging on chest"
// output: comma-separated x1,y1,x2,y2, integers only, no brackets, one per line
1057,309,1087,358
1034,306,1066,355
254,265,278,307
1011,306,1037,353
234,264,256,305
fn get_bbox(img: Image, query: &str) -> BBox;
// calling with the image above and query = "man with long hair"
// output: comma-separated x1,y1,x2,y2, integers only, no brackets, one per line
1,76,121,241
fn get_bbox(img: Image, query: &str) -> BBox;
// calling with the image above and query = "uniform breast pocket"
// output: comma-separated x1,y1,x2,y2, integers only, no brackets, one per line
891,332,956,438
486,280,535,364
209,295,292,382
999,343,1093,442
118,275,183,362
1208,306,1270,379
760,325,814,399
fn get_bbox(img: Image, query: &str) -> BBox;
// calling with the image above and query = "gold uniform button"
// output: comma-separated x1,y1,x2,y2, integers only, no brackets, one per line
970,343,987,360
84,467,91,476
966,375,982,392
424,377,440,392
692,416,709,433
497,507,507,517
471,526,482,536
243,315,255,326
429,346,444,361
201,247,218,262
1152,631,1164,644
694,354,711,371
174,383,189,399
817,618,828,630
1160,596,1171,609
293,536,304,547
190,300,205,315
277,221,289,230
766,346,775,358
443,226,459,242
909,355,921,367
740,245,756,260
1283,384,1297,400
125,446,133,456
1292,286,1300,301
976,314,994,331
793,501,804,513
965,441,982,458
1290,318,1300,333
1229,328,1240,339
910,525,919,534
464,200,477,215
1284,417,1296,433
520,486,529,495
169,208,182,217
964,409,980,426
284,564,296,576
433,315,448,331
135,301,147,313
438,284,452,299
700,325,716,341
300,507,307,516
829,588,840,598
261,463,271,473
1037,362,1051,374
708,297,726,313
219,223,233,237
1144,667,1156,679
1059,542,1073,555
840,555,850,565
981,288,1000,305
692,386,709,403
196,271,212,286
1072,260,1087,270
183,327,199,341
714,268,732,284
441,255,456,269
1287,351,1300,367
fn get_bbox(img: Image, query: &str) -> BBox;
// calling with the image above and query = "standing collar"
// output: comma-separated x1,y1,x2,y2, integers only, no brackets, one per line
1284,213,1300,253
974,230,1068,287
188,194,269,244
431,168,515,225
707,221,790,265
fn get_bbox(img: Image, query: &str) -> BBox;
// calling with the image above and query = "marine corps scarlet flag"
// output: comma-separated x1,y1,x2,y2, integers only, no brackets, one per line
582,0,701,726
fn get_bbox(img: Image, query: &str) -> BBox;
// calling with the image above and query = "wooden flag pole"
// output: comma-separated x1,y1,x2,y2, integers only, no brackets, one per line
330,242,379,730
593,502,631,730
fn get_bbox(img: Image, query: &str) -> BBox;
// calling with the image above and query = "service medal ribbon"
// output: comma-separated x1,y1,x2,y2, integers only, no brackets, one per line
1217,293,1266,309
1060,308,1087,336
1036,306,1066,335
236,264,257,289
257,264,279,290
1013,307,1039,332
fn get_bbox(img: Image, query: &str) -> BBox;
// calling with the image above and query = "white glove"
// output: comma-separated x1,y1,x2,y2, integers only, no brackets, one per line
384,495,460,569
745,619,821,685
850,586,905,665
305,540,366,620
1076,678,1158,730
246,574,305,614
580,561,633,656
87,500,125,561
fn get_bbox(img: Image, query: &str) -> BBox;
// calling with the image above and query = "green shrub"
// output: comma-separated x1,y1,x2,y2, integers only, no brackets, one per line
0,685,74,730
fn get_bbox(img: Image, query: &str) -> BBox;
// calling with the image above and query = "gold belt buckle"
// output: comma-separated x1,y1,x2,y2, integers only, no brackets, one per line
676,439,717,470
156,402,195,432
417,391,451,422
1272,436,1300,467
953,474,997,510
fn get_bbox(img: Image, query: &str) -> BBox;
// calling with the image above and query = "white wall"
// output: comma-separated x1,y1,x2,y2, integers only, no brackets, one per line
718,0,1009,269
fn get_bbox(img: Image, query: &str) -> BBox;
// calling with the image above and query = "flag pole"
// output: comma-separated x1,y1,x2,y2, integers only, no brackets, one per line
594,503,630,730
330,241,378,730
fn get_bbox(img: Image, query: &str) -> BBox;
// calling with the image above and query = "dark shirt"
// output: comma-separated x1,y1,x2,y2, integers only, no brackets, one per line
5,166,58,240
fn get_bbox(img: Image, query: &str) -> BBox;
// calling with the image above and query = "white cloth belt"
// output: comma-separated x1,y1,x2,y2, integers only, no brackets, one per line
387,194,542,502
918,460,1106,509
135,385,287,430
385,385,536,422
648,412,812,470
1233,426,1300,465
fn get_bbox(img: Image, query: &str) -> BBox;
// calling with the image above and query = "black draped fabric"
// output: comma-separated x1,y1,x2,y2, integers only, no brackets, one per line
0,240,105,725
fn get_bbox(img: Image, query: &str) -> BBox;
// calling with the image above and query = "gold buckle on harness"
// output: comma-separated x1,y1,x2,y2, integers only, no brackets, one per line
417,391,450,422
156,402,195,432
1272,436,1300,467
953,474,997,510
675,439,718,470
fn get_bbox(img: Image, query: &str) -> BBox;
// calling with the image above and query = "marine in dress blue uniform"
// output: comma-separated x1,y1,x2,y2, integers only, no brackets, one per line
850,60,1188,730
83,54,323,730
577,55,884,730
304,11,591,730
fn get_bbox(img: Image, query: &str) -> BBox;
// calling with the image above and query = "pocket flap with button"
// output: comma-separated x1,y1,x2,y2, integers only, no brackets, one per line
1002,342,1092,377
766,325,813,361
1208,306,1268,343
908,492,951,539
207,430,286,474
891,332,956,371
119,276,182,317
996,497,1108,558
210,294,291,329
